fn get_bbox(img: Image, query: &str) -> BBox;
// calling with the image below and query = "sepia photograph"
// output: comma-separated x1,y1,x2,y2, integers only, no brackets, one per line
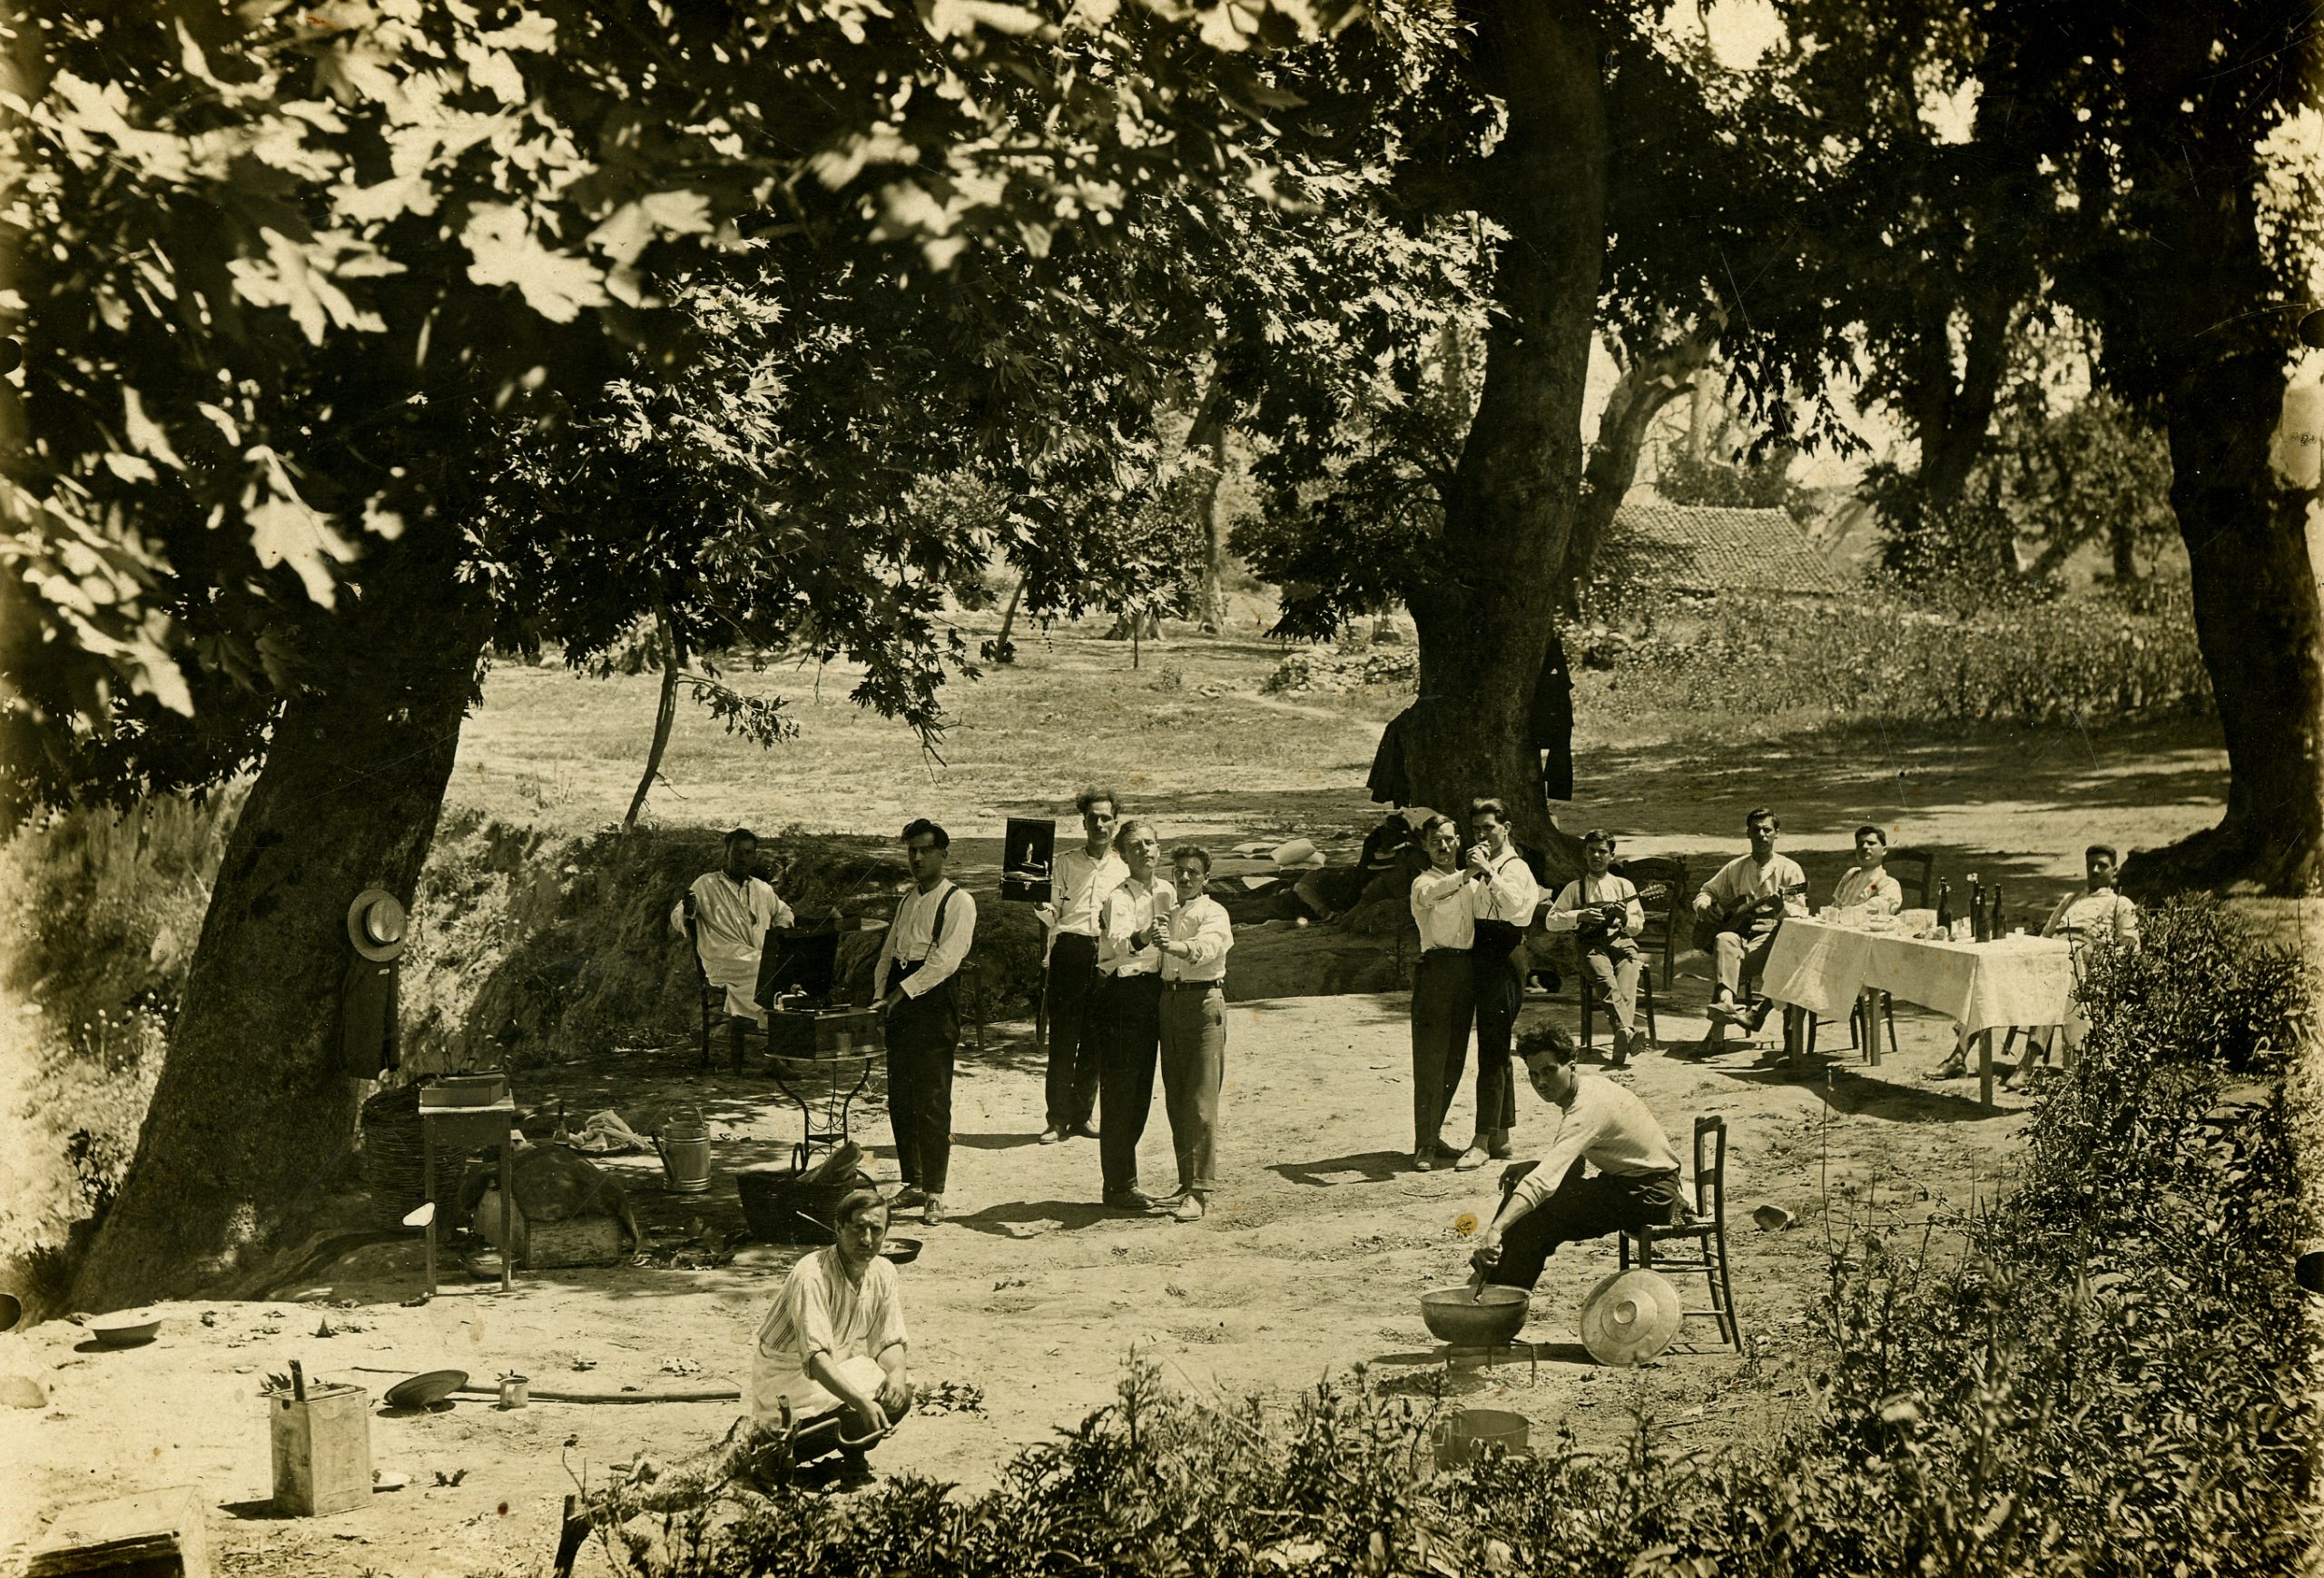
1,0,2320,1573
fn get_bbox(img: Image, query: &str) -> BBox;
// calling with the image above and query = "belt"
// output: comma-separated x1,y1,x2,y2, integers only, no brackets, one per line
1162,978,1223,990
1420,946,1467,959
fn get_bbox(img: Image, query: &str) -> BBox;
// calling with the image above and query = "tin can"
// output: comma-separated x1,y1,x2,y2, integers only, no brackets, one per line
499,1375,529,1409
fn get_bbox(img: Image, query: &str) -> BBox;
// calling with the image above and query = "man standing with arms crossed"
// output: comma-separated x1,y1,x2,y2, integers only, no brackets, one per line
873,820,977,1227
1037,788,1124,1145
1156,844,1233,1222
1408,814,1475,1172
1458,798,1540,1173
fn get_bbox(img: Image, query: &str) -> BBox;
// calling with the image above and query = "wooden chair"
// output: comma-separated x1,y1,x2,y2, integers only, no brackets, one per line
684,912,726,1069
1837,848,1930,1060
1578,961,1657,1052
1609,854,1689,981
1619,1115,1739,1350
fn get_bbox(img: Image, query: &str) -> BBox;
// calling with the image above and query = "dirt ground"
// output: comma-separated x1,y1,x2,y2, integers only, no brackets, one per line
6,622,2283,1573
5,971,2050,1578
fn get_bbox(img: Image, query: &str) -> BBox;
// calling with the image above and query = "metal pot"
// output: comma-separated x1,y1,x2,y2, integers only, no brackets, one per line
1419,1286,1530,1347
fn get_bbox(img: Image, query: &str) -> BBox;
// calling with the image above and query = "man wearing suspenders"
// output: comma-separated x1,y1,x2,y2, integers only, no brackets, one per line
873,819,978,1227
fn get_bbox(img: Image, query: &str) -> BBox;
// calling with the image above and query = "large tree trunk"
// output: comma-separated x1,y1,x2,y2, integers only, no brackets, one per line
2131,366,2323,893
72,534,490,1309
1398,0,1605,878
1182,360,1236,635
1562,323,1717,614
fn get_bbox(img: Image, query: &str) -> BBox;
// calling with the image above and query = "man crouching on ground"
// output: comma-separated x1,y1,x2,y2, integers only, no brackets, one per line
1467,1027,1687,1293
747,1188,914,1483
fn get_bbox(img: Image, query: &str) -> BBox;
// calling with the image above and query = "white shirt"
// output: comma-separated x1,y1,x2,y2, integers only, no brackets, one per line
750,1247,907,1423
1507,1078,1683,1216
1833,866,1904,915
1159,893,1233,984
2044,888,2140,943
1098,876,1176,977
1410,868,1475,952
1697,853,1809,932
1469,845,1541,930
670,873,793,1020
1048,846,1128,942
872,879,976,1000
1546,873,1644,942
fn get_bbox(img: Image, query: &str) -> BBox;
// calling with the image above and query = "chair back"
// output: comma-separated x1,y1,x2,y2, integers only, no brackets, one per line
1689,1114,1728,1226
1610,853,1689,974
1886,848,1935,909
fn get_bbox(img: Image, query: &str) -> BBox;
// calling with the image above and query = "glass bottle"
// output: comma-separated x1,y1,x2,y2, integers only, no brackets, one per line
1935,880,1952,936
1967,874,1983,941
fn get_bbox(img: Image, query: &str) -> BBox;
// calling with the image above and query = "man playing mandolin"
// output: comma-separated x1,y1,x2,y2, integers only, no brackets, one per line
1544,830,1653,1067
1689,807,1808,1054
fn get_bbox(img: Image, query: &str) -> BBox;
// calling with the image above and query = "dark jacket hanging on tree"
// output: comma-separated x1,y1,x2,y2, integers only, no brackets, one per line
340,956,401,1080
1531,630,1574,803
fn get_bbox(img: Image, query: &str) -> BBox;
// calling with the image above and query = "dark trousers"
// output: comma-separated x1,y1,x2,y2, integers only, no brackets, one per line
1158,983,1226,1193
1098,972,1164,1195
1469,925,1524,1137
1043,933,1103,1130
885,974,958,1196
1494,1159,1686,1291
1410,951,1475,1149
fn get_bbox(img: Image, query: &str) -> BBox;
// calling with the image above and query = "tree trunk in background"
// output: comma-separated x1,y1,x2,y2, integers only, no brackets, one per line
990,572,1026,662
73,532,490,1309
1561,325,1717,614
2134,366,2323,893
2107,517,2141,585
1183,361,1235,634
623,609,684,833
1397,0,1604,879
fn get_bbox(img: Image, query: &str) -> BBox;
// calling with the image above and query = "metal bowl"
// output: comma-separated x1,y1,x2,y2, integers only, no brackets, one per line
879,1237,922,1266
383,1369,468,1410
87,1309,163,1348
1420,1286,1530,1346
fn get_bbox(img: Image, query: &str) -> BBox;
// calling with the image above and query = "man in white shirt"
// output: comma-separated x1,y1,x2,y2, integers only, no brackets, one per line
1407,814,1476,1172
748,1188,912,1476
1689,807,1809,1053
1989,843,2141,1088
1097,820,1175,1212
1468,1027,1687,1295
1458,798,1541,1173
1545,829,1648,1067
1157,844,1234,1222
872,819,977,1227
1037,787,1125,1145
1832,825,1905,914
671,827,795,1073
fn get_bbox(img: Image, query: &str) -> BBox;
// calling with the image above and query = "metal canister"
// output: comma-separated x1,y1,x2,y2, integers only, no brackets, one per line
498,1375,529,1409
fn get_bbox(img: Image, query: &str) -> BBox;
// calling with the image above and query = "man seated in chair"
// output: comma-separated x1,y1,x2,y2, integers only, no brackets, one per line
747,1188,913,1484
671,827,794,1072
1542,830,1648,1067
1832,824,1905,914
1467,1027,1686,1295
1999,843,2140,1088
1689,808,1809,1054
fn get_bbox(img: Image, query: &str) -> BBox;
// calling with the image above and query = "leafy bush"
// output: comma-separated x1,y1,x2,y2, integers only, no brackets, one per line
587,902,2313,1578
1579,585,2209,730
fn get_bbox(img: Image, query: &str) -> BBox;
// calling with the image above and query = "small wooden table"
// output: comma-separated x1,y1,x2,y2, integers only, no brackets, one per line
419,1096,517,1294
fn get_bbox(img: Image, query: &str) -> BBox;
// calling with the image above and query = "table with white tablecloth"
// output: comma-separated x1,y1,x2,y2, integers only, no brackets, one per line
1760,918,2075,1105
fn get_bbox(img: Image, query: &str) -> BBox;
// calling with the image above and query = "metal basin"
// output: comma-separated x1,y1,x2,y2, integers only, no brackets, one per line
1420,1286,1530,1346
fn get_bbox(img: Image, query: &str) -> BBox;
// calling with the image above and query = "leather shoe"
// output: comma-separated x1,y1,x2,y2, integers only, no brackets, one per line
1744,997,1777,1032
1038,1128,1064,1145
921,1195,945,1226
891,1185,928,1209
1173,1194,1206,1222
1104,1188,1163,1212
1413,1150,1433,1172
1070,1122,1101,1140
1452,1146,1488,1172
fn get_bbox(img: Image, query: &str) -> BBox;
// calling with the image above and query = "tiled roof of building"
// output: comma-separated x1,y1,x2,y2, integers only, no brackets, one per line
1594,497,1854,596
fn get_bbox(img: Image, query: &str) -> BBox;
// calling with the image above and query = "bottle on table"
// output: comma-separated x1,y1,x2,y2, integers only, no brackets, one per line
1989,883,2005,937
1935,881,1952,936
1967,875,1984,941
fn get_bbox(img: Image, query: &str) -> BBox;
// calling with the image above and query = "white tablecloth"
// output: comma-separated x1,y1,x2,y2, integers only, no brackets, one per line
1762,918,2074,1034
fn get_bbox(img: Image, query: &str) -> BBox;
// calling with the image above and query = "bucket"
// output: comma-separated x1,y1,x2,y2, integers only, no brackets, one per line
1433,1407,1529,1469
654,1109,711,1194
